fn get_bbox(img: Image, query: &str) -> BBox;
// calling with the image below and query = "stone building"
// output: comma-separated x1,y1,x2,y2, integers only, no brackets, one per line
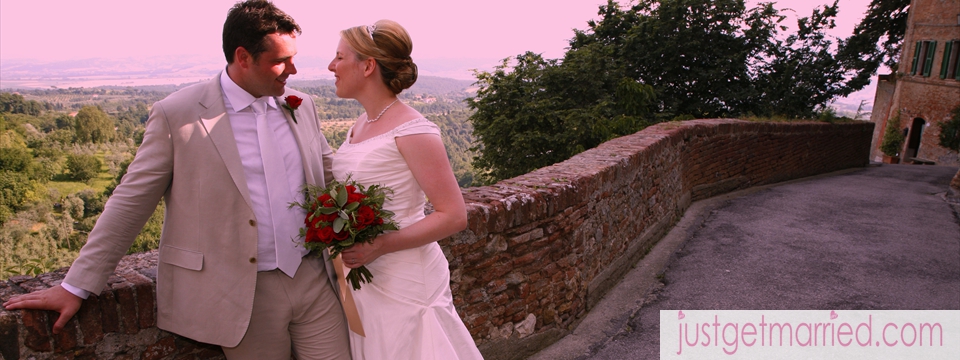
869,0,960,166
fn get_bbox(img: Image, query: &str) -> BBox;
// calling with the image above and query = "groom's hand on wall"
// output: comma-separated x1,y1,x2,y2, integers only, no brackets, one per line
3,285,83,334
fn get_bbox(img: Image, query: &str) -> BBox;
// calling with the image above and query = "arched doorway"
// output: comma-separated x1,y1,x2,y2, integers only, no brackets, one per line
904,118,926,160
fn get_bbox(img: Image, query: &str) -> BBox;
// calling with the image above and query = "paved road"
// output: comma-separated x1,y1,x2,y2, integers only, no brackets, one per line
530,164,960,360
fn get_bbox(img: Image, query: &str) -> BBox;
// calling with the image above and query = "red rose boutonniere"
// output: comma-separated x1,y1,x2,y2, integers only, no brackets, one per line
282,95,303,123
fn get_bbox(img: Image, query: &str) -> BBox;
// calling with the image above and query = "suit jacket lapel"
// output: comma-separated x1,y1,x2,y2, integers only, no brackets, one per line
200,74,254,210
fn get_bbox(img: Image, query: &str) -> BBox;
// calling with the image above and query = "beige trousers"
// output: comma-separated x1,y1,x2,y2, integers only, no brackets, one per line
221,256,351,360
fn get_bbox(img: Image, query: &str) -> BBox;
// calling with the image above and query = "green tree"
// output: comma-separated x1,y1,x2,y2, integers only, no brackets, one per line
75,188,106,219
753,1,863,118
0,92,44,116
836,0,910,75
66,153,102,181
0,147,34,174
468,0,867,183
573,0,780,119
468,51,655,182
74,105,115,144
0,170,30,224
55,114,75,129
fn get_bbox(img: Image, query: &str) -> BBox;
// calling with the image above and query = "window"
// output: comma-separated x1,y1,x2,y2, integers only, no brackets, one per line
911,41,922,74
922,41,937,77
911,41,940,77
941,40,960,80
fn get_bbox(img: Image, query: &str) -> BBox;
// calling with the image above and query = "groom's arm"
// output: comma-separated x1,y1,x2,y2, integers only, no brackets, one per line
64,100,174,293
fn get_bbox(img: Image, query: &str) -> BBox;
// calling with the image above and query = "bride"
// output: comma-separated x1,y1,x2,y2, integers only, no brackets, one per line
328,20,483,359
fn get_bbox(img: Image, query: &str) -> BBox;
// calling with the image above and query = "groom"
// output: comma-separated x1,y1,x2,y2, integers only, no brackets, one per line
3,1,350,359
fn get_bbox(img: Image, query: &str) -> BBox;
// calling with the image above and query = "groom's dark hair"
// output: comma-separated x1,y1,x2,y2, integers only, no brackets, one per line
222,0,301,64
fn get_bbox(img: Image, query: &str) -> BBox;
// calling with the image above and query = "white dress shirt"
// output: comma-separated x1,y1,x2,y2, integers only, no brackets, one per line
219,71,309,273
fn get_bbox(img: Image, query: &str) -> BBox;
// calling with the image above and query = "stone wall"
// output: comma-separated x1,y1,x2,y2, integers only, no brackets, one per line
0,119,875,360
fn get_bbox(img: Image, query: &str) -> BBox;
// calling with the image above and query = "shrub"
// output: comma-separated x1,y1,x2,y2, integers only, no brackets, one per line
66,154,102,181
0,170,30,224
938,106,960,152
880,114,905,157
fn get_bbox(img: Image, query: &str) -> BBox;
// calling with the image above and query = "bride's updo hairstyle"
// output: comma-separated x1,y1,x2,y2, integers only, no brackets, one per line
341,20,418,94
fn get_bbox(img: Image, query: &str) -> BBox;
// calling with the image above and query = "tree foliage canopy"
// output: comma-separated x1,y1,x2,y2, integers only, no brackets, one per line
836,0,910,74
0,93,46,116
469,0,876,183
74,105,115,144
66,154,102,182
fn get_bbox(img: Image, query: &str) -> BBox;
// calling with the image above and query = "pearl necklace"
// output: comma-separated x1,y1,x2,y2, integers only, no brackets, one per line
366,99,400,123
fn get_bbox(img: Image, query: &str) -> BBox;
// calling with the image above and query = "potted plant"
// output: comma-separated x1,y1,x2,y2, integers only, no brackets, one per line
880,113,905,164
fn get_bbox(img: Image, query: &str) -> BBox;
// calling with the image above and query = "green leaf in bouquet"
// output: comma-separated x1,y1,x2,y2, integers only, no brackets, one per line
335,186,348,207
318,206,337,215
345,202,360,211
333,217,345,233
339,239,355,247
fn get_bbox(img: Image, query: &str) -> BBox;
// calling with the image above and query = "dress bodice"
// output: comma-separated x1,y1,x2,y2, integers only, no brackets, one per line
331,117,442,229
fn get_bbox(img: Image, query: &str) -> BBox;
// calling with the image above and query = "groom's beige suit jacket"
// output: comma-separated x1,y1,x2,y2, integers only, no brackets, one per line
63,73,338,347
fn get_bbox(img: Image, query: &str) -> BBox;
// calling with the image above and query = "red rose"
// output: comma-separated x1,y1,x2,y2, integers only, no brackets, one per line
317,194,333,205
283,95,303,123
284,95,303,109
356,205,376,226
344,185,367,204
308,214,337,229
332,229,350,242
323,213,339,223
305,227,319,243
317,226,334,244
347,192,366,205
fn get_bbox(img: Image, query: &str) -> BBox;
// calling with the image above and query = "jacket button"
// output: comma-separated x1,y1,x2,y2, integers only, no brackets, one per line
249,220,256,226
249,257,257,264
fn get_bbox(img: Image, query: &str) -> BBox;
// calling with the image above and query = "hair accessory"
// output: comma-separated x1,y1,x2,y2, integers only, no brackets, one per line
366,25,376,40
367,99,400,123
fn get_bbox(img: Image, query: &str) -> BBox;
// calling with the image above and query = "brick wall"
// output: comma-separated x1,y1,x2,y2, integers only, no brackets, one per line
870,0,960,166
0,119,874,360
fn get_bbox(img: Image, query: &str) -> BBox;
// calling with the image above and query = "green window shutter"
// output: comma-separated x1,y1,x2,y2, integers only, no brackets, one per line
954,41,960,81
941,41,953,79
911,41,922,74
922,41,937,77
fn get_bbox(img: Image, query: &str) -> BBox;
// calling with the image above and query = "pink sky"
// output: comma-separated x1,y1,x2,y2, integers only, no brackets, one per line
1,0,871,61
1,0,874,89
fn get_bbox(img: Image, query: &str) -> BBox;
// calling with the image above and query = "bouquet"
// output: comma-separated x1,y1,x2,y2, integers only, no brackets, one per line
295,178,398,290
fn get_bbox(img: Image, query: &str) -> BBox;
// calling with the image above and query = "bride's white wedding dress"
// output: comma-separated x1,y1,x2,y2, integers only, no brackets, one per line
332,117,483,360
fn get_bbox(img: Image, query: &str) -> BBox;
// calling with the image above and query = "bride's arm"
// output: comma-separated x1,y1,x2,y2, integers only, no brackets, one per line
341,133,466,267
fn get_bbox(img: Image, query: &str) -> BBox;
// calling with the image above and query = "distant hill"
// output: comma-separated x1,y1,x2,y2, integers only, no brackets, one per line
289,75,474,96
0,55,488,91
